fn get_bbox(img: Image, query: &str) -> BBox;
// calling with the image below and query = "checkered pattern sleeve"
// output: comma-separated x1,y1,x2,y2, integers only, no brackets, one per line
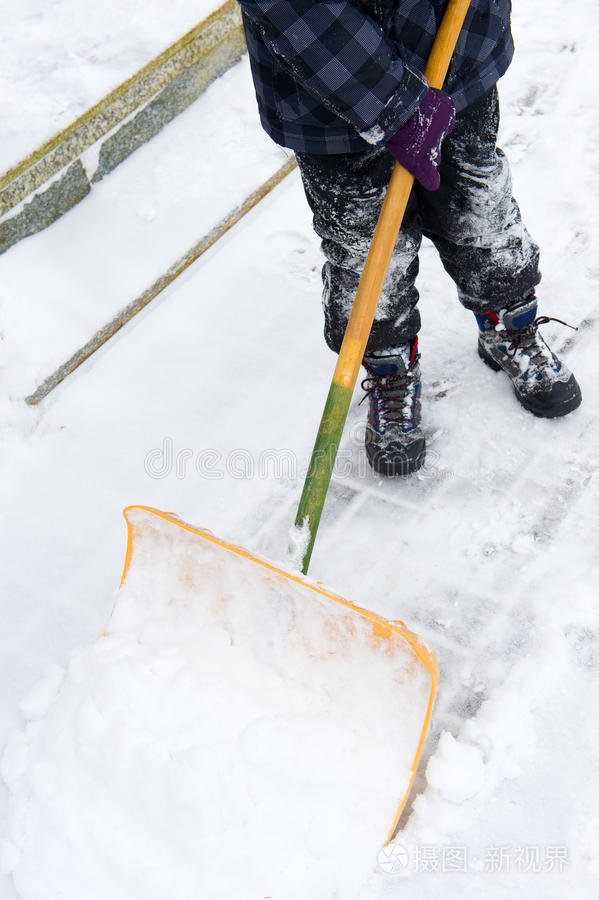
238,0,428,142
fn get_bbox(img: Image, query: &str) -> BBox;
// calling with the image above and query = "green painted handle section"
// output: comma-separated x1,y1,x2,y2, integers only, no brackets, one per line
295,381,352,574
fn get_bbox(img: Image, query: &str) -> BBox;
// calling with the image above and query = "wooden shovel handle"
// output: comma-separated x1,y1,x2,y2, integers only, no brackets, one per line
332,0,472,391
424,0,471,89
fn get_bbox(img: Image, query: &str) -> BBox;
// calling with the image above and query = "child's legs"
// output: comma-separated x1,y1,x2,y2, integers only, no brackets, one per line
419,87,541,311
296,147,422,354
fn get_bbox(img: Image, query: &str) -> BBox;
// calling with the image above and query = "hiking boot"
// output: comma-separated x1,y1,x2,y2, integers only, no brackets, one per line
361,339,425,476
475,293,582,418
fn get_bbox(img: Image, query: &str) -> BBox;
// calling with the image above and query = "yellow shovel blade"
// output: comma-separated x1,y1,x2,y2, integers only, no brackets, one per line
113,505,438,845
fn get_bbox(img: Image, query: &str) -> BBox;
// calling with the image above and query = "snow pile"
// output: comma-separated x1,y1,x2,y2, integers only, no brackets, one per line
425,732,485,804
1,510,432,899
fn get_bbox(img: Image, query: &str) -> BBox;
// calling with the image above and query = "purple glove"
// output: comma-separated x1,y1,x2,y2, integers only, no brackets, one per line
385,88,456,191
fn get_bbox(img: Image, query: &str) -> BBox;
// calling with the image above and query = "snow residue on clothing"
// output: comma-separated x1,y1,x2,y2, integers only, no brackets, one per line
1,509,432,899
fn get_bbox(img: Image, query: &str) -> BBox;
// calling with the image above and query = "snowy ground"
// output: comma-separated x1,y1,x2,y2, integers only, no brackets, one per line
1,0,599,898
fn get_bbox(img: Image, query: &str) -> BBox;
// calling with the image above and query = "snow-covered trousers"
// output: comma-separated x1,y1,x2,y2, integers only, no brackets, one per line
295,87,541,354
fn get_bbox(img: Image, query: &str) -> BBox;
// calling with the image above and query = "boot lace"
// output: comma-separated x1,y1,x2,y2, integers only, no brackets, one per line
360,369,418,431
504,315,577,362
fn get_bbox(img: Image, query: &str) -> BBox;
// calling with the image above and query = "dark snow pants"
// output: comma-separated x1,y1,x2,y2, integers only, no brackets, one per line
295,88,541,355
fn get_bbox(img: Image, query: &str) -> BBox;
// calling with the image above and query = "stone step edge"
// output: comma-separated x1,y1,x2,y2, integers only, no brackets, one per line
0,0,246,252
24,155,297,406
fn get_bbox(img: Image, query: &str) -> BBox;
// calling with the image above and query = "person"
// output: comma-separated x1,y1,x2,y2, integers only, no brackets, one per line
238,0,582,476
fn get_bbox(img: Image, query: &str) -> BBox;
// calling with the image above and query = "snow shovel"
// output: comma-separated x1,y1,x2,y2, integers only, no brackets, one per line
113,0,471,849
116,505,439,847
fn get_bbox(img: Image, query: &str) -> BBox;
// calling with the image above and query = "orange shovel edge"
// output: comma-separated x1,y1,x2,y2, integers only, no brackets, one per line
119,505,439,844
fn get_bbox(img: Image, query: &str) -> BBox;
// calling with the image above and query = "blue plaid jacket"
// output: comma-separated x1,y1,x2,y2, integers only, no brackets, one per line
239,0,514,153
